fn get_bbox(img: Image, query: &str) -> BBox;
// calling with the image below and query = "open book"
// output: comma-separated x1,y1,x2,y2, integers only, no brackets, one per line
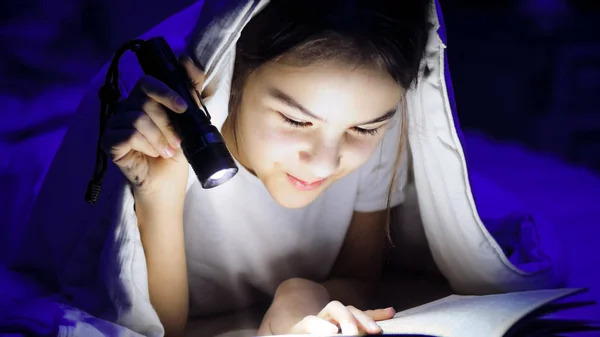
273,288,599,337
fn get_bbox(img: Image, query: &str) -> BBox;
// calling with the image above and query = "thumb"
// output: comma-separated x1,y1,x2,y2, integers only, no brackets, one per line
179,54,214,99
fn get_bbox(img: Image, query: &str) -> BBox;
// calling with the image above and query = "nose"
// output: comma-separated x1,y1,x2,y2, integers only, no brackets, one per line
299,137,341,179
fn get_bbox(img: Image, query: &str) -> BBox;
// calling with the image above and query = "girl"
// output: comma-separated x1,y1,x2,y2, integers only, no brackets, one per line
15,0,566,336
96,0,428,335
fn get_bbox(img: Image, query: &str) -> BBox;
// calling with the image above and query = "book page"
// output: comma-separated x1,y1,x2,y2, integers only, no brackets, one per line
376,288,582,337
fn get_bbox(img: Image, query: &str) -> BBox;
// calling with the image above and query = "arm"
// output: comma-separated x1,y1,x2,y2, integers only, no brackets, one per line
262,208,391,334
135,193,189,337
322,208,390,308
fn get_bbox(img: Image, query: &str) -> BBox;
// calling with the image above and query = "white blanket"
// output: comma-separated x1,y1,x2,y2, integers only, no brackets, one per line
3,0,567,336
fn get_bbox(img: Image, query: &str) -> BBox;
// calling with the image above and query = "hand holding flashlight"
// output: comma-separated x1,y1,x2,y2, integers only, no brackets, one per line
86,37,237,204
99,56,208,199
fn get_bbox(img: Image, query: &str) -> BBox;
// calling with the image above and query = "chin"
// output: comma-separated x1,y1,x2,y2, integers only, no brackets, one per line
275,195,316,209
271,189,320,209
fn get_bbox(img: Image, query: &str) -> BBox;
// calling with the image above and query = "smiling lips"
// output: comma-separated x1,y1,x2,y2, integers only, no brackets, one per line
287,174,326,191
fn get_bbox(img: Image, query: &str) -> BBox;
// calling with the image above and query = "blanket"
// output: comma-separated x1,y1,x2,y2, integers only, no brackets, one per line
3,0,568,336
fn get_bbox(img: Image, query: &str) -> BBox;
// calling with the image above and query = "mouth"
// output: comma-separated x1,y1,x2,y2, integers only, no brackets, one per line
286,174,327,191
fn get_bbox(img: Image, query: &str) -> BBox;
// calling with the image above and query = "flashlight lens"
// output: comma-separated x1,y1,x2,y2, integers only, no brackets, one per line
182,125,238,189
210,170,228,181
204,167,238,188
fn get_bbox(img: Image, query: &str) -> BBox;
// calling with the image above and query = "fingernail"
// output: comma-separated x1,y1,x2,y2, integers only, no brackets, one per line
163,148,173,158
175,97,188,111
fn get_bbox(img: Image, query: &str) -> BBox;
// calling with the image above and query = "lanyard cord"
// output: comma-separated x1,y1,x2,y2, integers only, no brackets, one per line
84,39,144,204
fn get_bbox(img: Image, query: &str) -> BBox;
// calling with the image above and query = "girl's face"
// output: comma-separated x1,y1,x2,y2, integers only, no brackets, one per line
229,59,402,208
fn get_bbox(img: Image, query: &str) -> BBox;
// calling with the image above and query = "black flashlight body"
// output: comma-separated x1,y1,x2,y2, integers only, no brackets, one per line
133,37,238,188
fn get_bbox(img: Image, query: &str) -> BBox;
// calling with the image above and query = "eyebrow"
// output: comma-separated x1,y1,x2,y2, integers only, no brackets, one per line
268,88,398,125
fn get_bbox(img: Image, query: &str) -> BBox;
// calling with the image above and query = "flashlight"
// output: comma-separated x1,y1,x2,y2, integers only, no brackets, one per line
134,37,238,188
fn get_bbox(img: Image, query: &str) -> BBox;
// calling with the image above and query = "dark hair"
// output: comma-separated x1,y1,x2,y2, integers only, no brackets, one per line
229,0,431,239
234,0,430,86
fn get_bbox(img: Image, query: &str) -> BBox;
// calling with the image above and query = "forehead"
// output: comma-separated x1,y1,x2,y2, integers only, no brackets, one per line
251,60,402,123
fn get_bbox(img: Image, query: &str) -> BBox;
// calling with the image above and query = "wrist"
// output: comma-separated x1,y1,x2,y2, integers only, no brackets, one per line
133,182,186,205
134,191,185,226
272,278,330,311
262,278,330,335
134,183,186,202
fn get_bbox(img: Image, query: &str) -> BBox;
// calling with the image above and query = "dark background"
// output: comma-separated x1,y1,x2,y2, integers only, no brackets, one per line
0,0,599,330
1,0,599,168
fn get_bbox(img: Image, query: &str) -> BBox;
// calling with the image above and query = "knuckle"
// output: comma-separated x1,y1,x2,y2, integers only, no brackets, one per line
140,97,159,112
189,71,204,88
154,107,172,126
149,129,168,147
302,315,317,324
328,300,343,307
323,300,345,313
134,77,150,96
158,135,169,148
130,131,143,144
132,112,151,129
139,75,168,97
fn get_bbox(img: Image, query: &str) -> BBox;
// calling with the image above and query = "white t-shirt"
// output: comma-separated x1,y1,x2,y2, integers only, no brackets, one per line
182,52,407,317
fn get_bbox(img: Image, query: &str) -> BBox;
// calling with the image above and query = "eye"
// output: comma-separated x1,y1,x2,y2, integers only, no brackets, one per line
352,126,380,136
279,113,312,128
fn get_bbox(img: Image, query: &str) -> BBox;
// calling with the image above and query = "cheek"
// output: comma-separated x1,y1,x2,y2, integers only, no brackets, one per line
341,138,382,171
240,114,303,163
259,131,301,160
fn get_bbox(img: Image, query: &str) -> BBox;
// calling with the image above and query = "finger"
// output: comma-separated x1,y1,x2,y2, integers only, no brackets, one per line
318,301,359,335
179,54,213,98
347,306,382,335
106,107,177,157
136,75,188,113
132,112,175,159
364,307,396,321
106,108,143,130
169,146,187,163
140,99,181,149
101,129,159,162
289,315,339,335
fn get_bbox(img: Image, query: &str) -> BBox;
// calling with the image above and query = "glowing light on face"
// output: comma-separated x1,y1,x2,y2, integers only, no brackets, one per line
228,60,401,208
